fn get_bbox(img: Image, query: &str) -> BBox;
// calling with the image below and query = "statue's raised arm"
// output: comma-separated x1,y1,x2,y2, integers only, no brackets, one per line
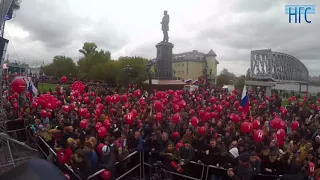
161,10,170,42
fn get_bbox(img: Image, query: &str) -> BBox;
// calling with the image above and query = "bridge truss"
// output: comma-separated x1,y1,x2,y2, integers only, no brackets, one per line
250,49,309,83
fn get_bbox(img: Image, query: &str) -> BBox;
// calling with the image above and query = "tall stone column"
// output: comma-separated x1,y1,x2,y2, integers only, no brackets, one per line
155,42,174,79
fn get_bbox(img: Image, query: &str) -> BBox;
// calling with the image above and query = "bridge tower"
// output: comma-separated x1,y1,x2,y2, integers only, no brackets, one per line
245,49,309,97
245,49,275,97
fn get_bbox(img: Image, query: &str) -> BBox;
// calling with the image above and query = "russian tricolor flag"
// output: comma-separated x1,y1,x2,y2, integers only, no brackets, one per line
184,79,192,84
240,85,249,114
192,80,198,85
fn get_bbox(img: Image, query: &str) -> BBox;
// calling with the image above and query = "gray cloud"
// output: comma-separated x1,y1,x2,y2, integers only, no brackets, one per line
5,0,320,76
9,0,128,51
193,0,320,75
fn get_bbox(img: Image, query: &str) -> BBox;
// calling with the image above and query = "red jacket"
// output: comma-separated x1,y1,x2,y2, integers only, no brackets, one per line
57,148,72,164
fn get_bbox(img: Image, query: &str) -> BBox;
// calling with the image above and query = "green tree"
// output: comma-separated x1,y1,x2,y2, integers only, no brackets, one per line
216,68,237,86
77,42,111,78
235,75,246,89
116,56,148,85
43,56,78,77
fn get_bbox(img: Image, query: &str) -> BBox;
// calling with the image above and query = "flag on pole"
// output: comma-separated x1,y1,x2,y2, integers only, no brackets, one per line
23,77,38,101
241,85,249,114
184,79,192,84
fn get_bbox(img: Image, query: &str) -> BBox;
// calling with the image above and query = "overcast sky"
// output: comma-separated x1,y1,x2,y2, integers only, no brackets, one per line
4,0,320,76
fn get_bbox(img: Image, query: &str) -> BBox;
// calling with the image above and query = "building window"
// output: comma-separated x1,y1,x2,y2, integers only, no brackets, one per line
181,70,184,74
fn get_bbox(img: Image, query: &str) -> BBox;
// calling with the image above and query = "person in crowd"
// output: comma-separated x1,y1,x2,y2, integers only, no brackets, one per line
227,152,253,180
250,152,261,175
160,142,177,178
6,79,320,180
128,130,143,152
100,145,117,180
145,132,161,175
261,151,281,175
224,147,239,169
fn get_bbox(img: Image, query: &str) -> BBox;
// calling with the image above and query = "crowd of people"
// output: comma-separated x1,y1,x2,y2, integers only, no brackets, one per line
3,78,320,180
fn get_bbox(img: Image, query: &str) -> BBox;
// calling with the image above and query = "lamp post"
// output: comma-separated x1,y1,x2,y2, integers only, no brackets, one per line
209,68,212,85
202,63,208,85
123,65,132,85
145,62,153,85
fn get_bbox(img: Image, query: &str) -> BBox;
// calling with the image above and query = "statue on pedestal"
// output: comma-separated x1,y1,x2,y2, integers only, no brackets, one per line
161,10,170,42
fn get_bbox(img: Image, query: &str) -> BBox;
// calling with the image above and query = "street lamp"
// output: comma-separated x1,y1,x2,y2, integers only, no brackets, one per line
123,65,132,84
202,63,208,85
145,61,153,85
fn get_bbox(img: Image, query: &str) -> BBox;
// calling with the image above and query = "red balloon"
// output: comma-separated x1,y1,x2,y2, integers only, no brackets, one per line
231,114,240,123
80,119,88,129
198,126,206,135
270,118,280,129
252,120,260,129
60,76,67,83
203,112,211,122
95,122,103,130
105,96,112,103
240,122,252,134
96,143,105,155
55,101,62,107
210,112,216,118
172,113,180,124
154,100,163,111
125,113,134,125
121,94,128,102
62,105,70,113
103,120,111,129
210,97,216,103
291,120,299,131
199,110,205,118
31,101,38,108
190,116,199,127
131,109,138,118
254,129,265,143
82,96,88,103
100,170,111,180
98,127,107,138
278,121,286,129
176,142,183,150
189,109,195,116
11,78,26,94
96,97,101,103
155,112,162,121
172,131,180,139
13,103,18,109
276,129,286,140
40,109,47,117
134,89,141,97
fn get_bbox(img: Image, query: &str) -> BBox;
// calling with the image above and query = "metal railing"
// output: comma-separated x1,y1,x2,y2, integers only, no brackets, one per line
143,152,283,180
87,151,142,180
37,135,144,180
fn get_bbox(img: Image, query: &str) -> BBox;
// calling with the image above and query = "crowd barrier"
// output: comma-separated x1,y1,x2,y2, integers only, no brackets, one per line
2,119,284,180
143,152,282,180
37,135,144,180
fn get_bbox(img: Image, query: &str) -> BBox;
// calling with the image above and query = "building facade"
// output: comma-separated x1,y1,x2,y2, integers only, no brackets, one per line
172,49,219,84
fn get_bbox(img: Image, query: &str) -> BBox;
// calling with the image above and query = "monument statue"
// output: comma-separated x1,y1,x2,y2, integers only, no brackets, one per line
161,10,170,42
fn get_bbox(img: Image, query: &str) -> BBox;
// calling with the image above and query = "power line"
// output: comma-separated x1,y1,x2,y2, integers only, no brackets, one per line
4,31,19,60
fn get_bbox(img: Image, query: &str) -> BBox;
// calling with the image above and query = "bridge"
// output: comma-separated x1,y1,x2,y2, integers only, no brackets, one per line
246,49,309,96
